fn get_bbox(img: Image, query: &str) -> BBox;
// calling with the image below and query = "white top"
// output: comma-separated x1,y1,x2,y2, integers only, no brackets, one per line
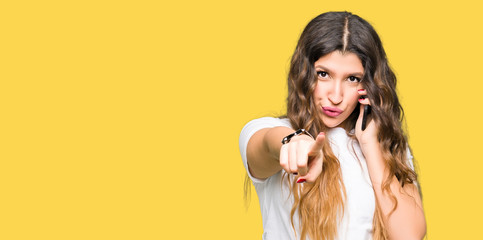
239,117,414,240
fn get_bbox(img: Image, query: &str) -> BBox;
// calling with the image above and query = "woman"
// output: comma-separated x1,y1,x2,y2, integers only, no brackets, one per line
239,12,426,240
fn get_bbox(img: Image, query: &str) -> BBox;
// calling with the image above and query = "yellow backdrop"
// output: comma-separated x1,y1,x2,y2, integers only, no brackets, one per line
1,0,482,239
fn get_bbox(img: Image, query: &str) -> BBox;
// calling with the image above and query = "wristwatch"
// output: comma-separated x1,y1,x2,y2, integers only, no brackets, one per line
281,129,314,144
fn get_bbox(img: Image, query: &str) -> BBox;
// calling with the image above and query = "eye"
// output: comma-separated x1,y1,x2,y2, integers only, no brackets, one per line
348,76,361,83
317,71,328,78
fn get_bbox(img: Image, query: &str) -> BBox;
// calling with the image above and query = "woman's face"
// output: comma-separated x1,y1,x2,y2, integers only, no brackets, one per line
313,51,364,128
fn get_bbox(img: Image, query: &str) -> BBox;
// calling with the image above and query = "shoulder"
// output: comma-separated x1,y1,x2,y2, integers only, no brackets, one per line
242,117,292,131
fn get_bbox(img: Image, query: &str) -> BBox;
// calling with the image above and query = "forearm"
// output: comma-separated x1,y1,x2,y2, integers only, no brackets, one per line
264,126,296,161
362,142,426,240
247,126,294,179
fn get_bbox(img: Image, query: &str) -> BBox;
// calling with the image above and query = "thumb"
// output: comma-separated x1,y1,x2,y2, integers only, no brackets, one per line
299,153,323,183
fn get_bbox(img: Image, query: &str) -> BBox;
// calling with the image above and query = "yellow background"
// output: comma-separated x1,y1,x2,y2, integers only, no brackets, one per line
1,0,482,239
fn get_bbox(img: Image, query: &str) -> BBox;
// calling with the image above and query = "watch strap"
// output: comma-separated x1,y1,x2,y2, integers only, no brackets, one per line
281,129,314,144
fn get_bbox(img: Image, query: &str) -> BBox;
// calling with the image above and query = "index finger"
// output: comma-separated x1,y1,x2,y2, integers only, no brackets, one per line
308,132,325,156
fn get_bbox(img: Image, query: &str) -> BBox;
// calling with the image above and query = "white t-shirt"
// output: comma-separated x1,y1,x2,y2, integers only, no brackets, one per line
239,117,414,240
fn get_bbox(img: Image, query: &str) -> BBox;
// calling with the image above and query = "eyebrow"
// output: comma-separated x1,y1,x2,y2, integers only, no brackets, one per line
315,64,364,77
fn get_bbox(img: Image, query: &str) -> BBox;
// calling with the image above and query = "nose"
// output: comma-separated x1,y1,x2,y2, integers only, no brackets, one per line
327,81,343,105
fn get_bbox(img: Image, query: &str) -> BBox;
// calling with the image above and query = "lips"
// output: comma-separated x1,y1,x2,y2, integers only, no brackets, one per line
322,106,343,117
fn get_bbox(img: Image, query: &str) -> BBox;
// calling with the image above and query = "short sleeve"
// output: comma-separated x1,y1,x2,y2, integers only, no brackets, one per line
406,147,414,171
239,117,292,183
406,147,420,188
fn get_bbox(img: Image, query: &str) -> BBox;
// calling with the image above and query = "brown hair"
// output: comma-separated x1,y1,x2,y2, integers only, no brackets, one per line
285,11,418,239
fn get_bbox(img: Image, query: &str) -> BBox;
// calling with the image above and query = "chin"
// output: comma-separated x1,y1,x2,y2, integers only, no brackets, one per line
322,119,343,128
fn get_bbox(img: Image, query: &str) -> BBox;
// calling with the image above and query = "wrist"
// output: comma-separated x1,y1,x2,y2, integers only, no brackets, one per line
360,138,380,155
361,141,386,185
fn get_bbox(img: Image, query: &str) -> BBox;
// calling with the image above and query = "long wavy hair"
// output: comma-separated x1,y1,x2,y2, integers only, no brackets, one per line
285,12,419,239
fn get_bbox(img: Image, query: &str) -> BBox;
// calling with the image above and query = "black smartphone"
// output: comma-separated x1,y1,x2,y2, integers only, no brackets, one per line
361,104,371,131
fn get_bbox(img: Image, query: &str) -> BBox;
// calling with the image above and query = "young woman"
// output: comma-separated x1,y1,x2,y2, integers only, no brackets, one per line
239,12,426,240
